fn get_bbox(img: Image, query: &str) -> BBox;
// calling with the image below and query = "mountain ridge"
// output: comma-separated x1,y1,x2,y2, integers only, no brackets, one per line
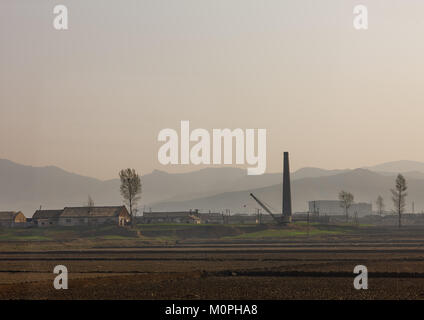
1,158,424,216
150,168,424,214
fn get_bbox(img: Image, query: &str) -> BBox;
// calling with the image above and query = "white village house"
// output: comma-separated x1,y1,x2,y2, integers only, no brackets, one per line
32,206,131,227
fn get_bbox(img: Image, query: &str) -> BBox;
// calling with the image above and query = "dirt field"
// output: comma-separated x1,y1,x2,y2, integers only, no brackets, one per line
0,225,423,299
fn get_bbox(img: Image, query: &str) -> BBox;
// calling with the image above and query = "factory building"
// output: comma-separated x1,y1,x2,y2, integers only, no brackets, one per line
308,200,372,217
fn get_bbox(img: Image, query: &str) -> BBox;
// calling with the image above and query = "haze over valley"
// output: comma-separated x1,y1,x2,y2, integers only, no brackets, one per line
1,158,424,216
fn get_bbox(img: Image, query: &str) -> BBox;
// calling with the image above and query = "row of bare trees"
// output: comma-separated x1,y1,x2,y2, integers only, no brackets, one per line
339,174,408,228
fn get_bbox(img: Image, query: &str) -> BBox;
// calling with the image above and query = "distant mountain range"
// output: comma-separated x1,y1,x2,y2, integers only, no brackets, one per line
151,168,419,215
1,158,424,216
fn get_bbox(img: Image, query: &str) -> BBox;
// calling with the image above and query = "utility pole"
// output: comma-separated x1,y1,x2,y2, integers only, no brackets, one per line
307,210,310,237
257,208,262,224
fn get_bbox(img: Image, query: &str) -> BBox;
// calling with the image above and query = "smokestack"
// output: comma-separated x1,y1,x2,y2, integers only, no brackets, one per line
283,152,292,217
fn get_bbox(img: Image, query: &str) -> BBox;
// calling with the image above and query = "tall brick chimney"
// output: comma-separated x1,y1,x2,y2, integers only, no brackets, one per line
283,152,292,217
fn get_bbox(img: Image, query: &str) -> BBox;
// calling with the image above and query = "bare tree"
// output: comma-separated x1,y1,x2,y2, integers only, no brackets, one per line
339,190,354,222
87,195,94,208
119,168,142,226
376,195,384,216
391,174,407,228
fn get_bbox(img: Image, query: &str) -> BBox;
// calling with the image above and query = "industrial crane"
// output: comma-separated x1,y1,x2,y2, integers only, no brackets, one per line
249,193,286,225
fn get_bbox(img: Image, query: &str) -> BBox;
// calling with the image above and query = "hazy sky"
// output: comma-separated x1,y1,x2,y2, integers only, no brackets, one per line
1,0,424,180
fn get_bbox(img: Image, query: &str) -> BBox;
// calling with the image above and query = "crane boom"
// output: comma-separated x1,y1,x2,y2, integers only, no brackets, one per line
249,193,280,224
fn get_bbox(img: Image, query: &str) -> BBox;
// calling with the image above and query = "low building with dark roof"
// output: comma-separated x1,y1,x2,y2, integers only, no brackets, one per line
0,211,26,227
199,212,225,224
58,206,130,226
32,210,63,227
227,214,258,225
142,210,201,224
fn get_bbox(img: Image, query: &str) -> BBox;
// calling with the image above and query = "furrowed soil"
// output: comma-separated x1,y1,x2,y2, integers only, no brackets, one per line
0,224,423,299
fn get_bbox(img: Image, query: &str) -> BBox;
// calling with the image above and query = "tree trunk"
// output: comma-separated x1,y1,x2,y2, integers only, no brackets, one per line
129,197,133,227
398,190,401,229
